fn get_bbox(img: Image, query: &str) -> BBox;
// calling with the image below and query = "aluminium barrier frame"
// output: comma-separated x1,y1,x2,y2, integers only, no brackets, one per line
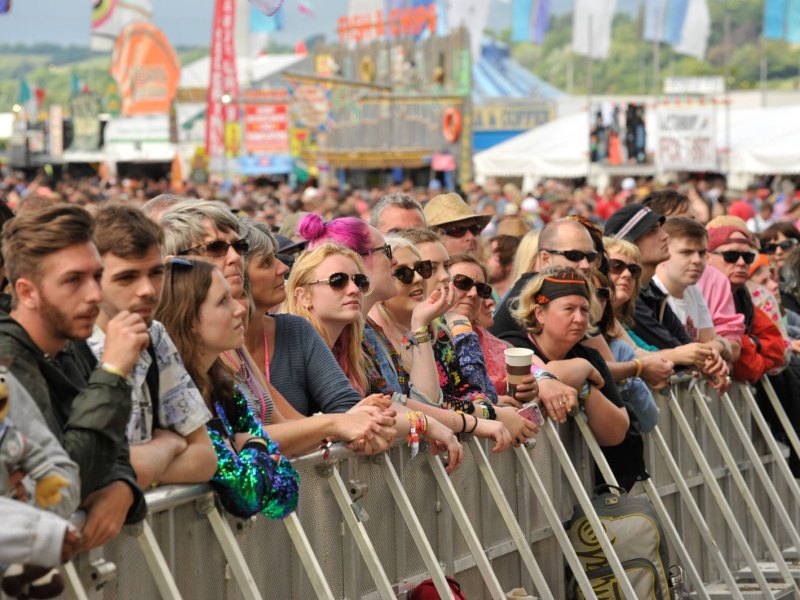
29,377,800,599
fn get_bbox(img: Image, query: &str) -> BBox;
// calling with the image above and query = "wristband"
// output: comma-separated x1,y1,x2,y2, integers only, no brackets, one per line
633,358,644,378
467,414,479,434
100,362,127,379
532,367,558,382
578,381,592,402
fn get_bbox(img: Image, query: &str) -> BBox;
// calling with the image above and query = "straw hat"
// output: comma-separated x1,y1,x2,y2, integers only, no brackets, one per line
423,193,491,229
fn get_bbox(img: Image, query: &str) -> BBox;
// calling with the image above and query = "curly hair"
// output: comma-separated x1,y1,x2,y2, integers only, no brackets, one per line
511,267,598,336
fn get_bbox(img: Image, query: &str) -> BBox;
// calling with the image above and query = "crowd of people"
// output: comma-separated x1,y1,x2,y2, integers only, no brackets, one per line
2,167,800,598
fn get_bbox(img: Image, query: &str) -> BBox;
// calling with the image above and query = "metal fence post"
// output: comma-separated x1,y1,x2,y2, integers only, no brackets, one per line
134,521,184,600
689,385,800,593
513,445,599,600
424,452,507,599
571,413,711,600
541,420,639,599
282,512,336,600
760,376,800,462
667,389,778,597
377,452,452,598
465,435,554,600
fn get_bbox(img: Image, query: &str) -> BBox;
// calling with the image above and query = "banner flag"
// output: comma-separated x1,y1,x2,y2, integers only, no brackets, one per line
0,0,10,15
674,0,710,59
91,0,153,53
788,0,800,43
572,0,617,60
532,0,551,44
206,0,240,162
511,0,533,42
109,22,180,116
666,0,690,45
764,0,787,39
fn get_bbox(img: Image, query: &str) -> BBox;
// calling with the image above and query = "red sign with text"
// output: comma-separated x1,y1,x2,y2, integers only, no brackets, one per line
243,90,290,154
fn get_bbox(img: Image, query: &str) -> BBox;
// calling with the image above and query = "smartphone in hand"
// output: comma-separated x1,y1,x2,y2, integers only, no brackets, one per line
518,402,544,427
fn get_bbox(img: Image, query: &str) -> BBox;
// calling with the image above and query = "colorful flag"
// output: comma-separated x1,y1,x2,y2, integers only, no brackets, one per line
572,0,617,60
764,0,788,40
250,3,283,32
532,0,551,44
206,0,240,162
511,0,533,42
0,0,10,15
674,0,710,59
91,0,153,53
248,0,284,16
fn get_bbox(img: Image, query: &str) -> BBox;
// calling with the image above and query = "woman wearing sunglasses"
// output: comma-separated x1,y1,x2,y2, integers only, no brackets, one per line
298,215,514,454
285,242,464,469
760,222,800,272
393,231,539,446
239,220,397,456
447,255,530,407
156,258,299,519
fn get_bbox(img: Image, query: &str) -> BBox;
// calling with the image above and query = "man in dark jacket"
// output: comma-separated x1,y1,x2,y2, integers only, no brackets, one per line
0,205,150,550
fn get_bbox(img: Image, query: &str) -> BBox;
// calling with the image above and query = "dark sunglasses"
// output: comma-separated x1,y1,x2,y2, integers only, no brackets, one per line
178,238,250,258
452,274,493,299
596,287,611,301
764,239,798,255
608,259,642,279
542,248,598,263
440,223,484,238
360,244,393,261
711,250,756,265
393,260,433,284
308,272,371,293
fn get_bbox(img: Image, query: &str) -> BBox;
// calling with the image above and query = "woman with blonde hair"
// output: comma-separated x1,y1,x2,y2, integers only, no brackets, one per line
285,242,465,469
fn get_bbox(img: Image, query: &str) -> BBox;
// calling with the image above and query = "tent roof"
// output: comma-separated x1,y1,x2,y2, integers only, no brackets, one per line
180,53,306,89
474,104,800,180
473,39,562,103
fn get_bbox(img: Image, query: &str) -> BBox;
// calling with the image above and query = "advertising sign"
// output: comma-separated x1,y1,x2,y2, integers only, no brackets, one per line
243,90,290,154
69,94,102,151
656,107,717,171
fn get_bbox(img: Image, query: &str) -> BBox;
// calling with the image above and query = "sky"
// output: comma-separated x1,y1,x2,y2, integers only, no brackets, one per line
0,0,641,48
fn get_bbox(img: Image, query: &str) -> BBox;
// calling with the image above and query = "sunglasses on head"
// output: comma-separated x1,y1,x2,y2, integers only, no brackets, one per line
711,250,756,265
360,244,393,261
608,258,642,279
178,238,250,258
308,272,371,293
440,223,484,238
393,260,433,284
452,274,493,299
764,239,798,255
542,248,598,263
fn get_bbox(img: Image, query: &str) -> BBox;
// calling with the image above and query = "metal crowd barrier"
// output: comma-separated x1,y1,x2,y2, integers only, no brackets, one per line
25,376,800,599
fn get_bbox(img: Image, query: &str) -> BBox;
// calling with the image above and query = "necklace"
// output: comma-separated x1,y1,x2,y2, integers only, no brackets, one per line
222,349,271,425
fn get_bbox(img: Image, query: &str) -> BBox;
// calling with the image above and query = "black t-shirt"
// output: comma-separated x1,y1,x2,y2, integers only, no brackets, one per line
490,273,536,342
525,335,649,490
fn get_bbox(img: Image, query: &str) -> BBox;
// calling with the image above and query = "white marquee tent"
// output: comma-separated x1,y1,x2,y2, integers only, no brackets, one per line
473,104,800,184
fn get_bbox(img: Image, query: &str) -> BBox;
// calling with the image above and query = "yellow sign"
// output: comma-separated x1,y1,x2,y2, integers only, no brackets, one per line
472,105,553,132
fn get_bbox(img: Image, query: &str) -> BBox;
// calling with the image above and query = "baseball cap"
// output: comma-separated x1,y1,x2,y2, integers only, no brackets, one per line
604,204,665,242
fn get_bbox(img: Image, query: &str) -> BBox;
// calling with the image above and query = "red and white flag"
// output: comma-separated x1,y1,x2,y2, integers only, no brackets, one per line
206,0,240,162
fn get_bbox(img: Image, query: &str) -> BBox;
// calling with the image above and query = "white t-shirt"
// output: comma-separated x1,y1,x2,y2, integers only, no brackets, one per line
652,276,713,342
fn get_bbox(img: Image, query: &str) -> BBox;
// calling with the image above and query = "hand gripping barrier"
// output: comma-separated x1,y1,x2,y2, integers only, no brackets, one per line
20,376,800,600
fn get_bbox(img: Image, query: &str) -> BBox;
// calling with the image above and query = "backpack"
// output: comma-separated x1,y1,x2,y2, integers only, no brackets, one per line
565,485,670,600
409,576,467,600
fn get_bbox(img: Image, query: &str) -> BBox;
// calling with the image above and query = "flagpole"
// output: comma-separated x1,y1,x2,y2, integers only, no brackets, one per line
723,11,731,175
760,36,767,107
587,13,593,186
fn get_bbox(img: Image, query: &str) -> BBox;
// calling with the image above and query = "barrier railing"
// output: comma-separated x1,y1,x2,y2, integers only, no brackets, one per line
24,377,800,599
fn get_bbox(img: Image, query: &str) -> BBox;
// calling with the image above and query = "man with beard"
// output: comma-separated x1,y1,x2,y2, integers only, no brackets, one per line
0,205,149,550
86,205,217,489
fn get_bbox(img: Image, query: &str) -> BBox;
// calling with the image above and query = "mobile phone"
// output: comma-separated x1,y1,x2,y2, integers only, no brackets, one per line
518,402,544,427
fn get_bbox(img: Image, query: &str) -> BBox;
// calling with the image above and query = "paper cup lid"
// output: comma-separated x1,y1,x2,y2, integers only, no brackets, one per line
504,347,534,366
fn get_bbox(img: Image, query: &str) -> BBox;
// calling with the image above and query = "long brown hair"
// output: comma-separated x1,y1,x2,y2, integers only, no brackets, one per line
155,258,235,409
